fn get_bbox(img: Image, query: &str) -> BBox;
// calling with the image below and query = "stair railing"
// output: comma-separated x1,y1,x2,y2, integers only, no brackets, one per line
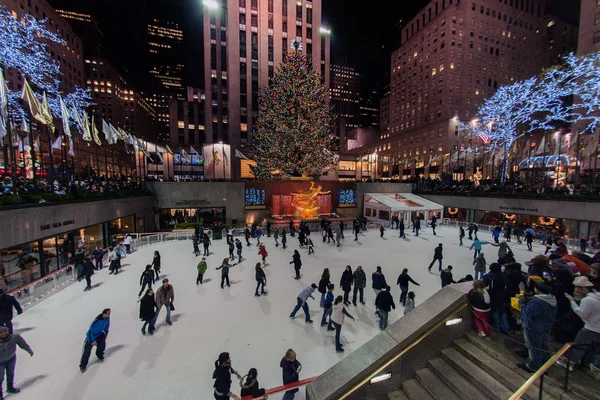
508,342,572,400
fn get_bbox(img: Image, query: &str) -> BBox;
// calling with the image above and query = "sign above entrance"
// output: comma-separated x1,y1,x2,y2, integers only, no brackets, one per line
40,219,75,232
175,199,212,207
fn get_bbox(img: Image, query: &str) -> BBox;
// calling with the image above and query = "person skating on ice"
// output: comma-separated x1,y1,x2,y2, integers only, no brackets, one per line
353,220,360,241
427,244,444,272
318,268,331,307
193,234,200,257
258,244,269,267
213,352,242,400
399,220,406,238
240,367,267,399
151,250,161,278
197,258,207,285
430,215,437,235
330,295,355,353
255,227,263,245
79,308,110,373
217,258,238,288
340,265,353,306
307,237,314,254
254,263,267,297
273,228,279,247
372,266,387,317
352,266,367,306
92,246,105,270
397,268,419,306
380,224,385,238
244,227,251,247
290,250,302,279
281,229,287,249
459,226,465,246
82,255,95,291
203,233,212,256
139,288,157,335
335,229,342,247
375,286,395,330
235,239,243,263
470,238,490,259
107,247,119,275
404,291,416,314
280,349,302,400
0,326,33,398
289,284,317,323
228,239,235,261
138,265,155,298
0,290,22,334
321,284,335,329
154,279,175,326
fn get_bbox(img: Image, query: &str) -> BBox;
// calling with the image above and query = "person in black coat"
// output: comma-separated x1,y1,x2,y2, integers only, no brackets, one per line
399,220,406,238
317,268,331,307
375,286,396,330
340,265,354,306
290,250,302,280
255,263,267,297
151,251,161,277
139,288,157,335
0,290,23,334
213,352,242,400
280,349,302,400
428,244,444,272
397,268,420,306
82,256,95,291
138,265,156,297
240,368,266,399
440,266,455,288
483,263,510,334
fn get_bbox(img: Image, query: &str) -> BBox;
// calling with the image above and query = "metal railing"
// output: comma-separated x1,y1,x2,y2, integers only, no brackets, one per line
8,263,76,309
240,376,317,400
508,342,572,400
111,230,214,250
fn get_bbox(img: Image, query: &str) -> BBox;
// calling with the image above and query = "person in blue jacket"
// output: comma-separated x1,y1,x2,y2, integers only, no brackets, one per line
280,349,302,400
79,308,111,373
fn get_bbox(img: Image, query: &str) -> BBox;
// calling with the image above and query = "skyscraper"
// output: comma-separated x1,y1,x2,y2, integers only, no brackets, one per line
148,18,185,99
578,0,600,55
201,0,330,180
331,60,361,133
55,8,104,57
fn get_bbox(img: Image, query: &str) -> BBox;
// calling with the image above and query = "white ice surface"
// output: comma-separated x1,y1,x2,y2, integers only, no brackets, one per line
11,226,548,400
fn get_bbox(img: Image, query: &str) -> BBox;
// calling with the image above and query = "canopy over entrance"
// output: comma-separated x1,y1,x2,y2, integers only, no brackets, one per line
363,193,444,225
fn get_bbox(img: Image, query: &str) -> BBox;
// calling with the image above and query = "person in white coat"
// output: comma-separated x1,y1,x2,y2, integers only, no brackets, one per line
330,295,355,353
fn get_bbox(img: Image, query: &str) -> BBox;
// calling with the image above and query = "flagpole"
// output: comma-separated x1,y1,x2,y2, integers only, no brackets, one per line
6,119,15,179
26,108,38,181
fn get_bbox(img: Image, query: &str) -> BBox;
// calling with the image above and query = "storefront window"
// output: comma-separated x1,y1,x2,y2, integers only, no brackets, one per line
160,208,226,230
0,241,41,292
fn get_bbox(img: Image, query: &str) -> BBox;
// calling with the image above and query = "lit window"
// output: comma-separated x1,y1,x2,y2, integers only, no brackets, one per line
547,20,555,28
178,121,185,129
450,62,455,69
432,68,437,76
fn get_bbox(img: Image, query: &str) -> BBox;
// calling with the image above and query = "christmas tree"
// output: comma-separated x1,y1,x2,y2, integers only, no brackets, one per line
251,40,337,180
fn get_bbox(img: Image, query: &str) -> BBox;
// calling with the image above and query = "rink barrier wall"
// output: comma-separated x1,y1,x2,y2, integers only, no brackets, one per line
239,377,317,400
306,283,473,400
9,263,76,309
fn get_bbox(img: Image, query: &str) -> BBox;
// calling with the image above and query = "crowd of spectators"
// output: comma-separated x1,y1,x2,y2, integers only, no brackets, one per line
0,175,145,197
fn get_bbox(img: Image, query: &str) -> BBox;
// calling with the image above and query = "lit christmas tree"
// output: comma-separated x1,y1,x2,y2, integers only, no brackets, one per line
251,40,337,180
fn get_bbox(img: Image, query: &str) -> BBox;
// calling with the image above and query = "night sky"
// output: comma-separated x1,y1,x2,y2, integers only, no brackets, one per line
48,0,580,95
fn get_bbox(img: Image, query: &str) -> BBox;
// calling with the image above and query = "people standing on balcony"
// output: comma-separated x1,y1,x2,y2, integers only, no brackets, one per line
289,284,317,323
138,265,155,298
397,268,420,306
196,258,207,285
254,263,267,297
353,266,367,306
330,295,355,352
470,238,489,259
375,286,395,330
154,279,175,327
123,234,132,254
0,326,33,398
467,280,491,338
289,250,301,280
0,290,22,334
517,281,557,373
213,352,241,400
139,288,156,335
79,308,110,373
318,269,331,307
217,259,238,289
203,233,212,256
557,276,600,371
427,244,444,272
151,251,161,278
280,349,302,400
459,226,465,246
340,265,353,306
235,239,243,263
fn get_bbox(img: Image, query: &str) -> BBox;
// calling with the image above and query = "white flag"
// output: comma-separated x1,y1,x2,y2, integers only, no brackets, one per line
21,118,30,134
166,145,174,155
0,70,7,139
102,119,113,144
234,149,249,160
51,136,62,150
109,123,120,143
181,148,190,162
81,111,92,141
59,96,72,138
91,116,102,145
68,137,74,156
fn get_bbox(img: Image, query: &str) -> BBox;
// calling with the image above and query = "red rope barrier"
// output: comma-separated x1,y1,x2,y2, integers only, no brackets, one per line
240,377,317,400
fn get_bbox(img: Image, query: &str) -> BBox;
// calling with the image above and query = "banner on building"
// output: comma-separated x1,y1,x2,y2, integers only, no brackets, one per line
203,143,231,180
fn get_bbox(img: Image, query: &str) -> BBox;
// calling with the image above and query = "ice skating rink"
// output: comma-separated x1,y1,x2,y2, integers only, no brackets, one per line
11,226,549,399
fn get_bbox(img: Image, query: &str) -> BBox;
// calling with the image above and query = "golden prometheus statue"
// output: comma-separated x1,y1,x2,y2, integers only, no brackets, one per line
291,181,331,219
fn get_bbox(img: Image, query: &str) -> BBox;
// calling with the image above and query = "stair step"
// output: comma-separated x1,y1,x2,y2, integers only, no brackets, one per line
464,331,590,400
388,389,410,400
453,338,556,400
401,379,434,400
415,368,461,400
428,357,488,400
441,347,513,400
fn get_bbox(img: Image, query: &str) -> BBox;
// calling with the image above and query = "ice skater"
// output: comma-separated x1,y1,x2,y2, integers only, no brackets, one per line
151,250,161,277
340,265,353,306
352,266,366,306
404,291,416,314
216,258,238,288
459,226,465,246
255,227,263,245
203,233,212,256
273,228,280,247
213,352,242,400
79,308,110,373
139,288,156,335
414,217,421,236
254,263,267,297
280,349,302,400
82,255,95,291
154,279,175,326
0,326,33,398
335,229,342,247
399,220,405,238
235,238,243,263
318,268,331,307
330,295,355,353
258,244,268,266
240,367,267,399
427,244,444,272
380,224,385,238
245,227,251,246
469,238,489,259
228,239,235,261
289,283,317,323
138,265,156,297
430,215,437,235
192,235,200,256
321,284,335,328
107,247,120,275
196,258,207,285
290,249,302,279
396,268,419,306
0,290,23,334
473,253,486,280
375,286,395,330
281,229,287,249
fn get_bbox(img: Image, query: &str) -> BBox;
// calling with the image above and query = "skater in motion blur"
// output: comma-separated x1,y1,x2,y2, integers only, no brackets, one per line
79,308,111,373
0,326,33,398
213,352,242,400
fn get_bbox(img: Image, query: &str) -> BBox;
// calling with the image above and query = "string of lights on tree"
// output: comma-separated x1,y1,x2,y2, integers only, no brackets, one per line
251,39,337,180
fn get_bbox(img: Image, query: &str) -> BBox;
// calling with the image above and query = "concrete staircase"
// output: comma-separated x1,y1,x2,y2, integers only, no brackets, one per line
388,331,597,400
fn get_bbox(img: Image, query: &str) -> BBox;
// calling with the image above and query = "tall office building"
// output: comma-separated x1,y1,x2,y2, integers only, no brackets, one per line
148,18,185,99
202,0,330,180
353,0,558,179
578,0,600,54
55,8,104,56
331,60,361,133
